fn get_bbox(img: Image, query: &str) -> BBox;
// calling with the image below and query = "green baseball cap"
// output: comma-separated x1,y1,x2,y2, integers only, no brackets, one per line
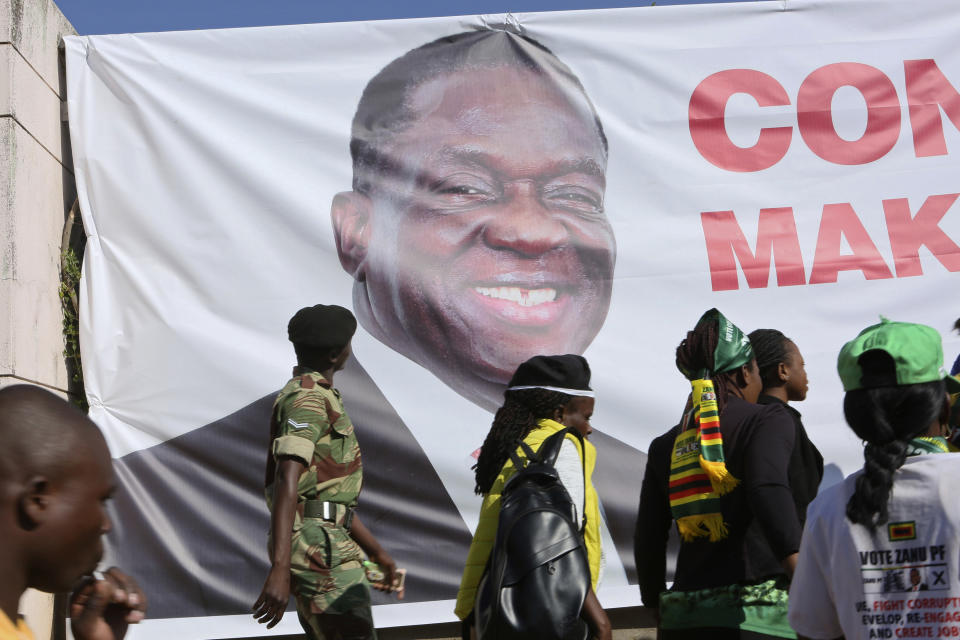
837,317,958,391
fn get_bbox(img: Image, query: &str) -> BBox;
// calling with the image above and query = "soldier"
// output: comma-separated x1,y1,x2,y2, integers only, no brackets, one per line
253,304,400,639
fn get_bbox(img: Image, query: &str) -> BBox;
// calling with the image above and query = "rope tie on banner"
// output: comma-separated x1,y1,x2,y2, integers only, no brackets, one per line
476,12,525,36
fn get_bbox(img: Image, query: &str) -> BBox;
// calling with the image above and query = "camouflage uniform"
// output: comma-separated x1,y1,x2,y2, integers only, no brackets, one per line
266,368,375,640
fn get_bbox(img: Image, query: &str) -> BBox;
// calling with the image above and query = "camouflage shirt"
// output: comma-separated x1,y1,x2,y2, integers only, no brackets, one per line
266,368,373,620
266,368,363,512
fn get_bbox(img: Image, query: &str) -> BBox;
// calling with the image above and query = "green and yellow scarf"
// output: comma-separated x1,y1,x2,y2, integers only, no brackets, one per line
670,309,754,542
906,436,950,456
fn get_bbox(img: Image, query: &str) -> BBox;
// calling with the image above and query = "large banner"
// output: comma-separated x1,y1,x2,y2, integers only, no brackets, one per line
66,0,960,637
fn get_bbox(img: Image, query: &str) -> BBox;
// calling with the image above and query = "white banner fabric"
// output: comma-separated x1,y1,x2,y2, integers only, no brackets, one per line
66,1,960,637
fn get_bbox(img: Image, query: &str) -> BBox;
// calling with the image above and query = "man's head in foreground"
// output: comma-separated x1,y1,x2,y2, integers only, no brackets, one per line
332,30,616,409
0,385,113,607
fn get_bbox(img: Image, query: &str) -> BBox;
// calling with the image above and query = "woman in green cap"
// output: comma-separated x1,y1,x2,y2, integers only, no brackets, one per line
788,318,960,640
636,309,801,639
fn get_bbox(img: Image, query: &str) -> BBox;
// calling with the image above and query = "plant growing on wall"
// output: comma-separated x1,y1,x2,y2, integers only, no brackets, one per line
60,199,87,411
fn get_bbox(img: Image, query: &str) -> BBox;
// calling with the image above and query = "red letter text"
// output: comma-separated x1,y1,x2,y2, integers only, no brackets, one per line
797,63,901,165
904,59,960,157
883,193,960,277
690,70,793,172
809,203,893,284
701,208,806,291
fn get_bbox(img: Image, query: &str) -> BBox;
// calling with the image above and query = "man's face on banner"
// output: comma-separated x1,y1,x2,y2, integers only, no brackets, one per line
334,66,615,408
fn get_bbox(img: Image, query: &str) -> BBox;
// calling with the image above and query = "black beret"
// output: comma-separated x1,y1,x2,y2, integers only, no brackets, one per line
287,304,357,349
507,354,592,394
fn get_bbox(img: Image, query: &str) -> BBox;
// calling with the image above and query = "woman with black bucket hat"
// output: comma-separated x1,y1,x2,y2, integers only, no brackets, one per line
455,354,611,640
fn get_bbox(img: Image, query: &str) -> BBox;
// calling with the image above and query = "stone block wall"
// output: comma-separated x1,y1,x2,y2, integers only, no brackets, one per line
0,0,76,396
0,0,77,638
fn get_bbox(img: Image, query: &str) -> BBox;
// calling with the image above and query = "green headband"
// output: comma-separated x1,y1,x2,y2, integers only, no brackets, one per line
679,308,754,381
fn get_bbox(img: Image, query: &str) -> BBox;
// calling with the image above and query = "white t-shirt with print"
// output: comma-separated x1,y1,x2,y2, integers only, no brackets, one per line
789,453,960,640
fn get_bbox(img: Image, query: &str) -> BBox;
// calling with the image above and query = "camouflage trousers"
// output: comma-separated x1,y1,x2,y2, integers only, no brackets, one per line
291,520,376,640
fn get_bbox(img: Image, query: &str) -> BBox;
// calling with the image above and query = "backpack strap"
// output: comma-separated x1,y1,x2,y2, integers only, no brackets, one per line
538,427,584,466
508,440,537,470
538,427,588,533
512,428,586,482
518,440,536,459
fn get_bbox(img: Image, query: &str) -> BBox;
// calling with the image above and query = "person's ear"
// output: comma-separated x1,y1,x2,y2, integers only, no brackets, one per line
331,191,372,280
734,366,749,389
17,476,51,531
552,406,565,423
327,346,346,366
777,361,789,383
326,348,339,367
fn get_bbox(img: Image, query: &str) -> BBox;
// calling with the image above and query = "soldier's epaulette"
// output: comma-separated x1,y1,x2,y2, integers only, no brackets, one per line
299,375,316,389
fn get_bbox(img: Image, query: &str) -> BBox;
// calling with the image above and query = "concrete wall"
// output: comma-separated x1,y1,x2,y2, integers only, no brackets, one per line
0,0,76,395
0,0,77,637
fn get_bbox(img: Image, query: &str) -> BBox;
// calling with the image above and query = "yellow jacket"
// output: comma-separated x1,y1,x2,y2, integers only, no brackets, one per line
0,609,34,640
454,418,602,620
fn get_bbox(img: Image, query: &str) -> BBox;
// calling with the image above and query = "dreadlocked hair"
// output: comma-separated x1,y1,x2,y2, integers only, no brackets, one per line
748,328,793,390
844,351,946,529
676,318,737,416
473,388,573,495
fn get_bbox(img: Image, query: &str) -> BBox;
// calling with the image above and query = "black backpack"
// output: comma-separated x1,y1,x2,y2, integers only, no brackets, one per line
475,428,591,640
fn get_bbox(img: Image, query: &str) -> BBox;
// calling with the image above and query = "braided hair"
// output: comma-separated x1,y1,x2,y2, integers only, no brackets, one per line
748,329,792,390
676,319,737,416
473,388,573,495
844,351,946,528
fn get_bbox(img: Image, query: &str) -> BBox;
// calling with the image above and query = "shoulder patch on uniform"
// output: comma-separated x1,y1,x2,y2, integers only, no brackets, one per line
300,375,315,389
287,418,311,431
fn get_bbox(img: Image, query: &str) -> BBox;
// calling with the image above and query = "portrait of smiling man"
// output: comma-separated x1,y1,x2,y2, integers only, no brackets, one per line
332,30,616,411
